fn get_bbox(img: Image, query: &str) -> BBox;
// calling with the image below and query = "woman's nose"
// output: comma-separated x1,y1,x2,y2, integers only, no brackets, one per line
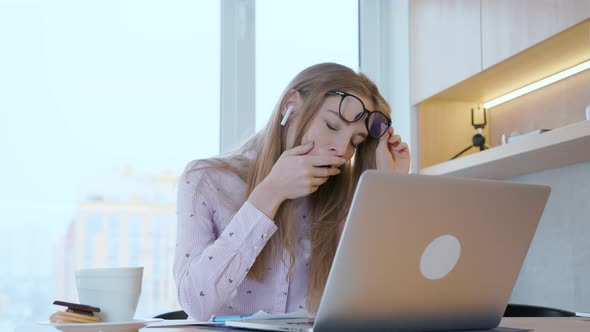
329,144,347,158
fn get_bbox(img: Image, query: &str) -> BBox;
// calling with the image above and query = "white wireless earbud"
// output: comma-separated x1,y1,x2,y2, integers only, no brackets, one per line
280,105,294,127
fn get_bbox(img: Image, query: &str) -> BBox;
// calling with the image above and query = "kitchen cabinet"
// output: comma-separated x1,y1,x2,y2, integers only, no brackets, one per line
482,0,590,69
410,0,482,104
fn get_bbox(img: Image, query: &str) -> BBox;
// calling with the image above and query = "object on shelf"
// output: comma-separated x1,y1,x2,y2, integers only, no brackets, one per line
450,107,490,160
501,129,551,145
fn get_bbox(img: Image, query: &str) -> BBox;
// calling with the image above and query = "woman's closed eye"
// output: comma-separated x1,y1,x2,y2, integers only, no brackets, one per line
325,121,339,131
326,121,362,149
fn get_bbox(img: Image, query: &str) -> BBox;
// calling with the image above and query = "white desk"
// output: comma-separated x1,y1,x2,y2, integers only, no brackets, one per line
15,317,590,332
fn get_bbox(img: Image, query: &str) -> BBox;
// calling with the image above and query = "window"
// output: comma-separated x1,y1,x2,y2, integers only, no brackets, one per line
0,0,220,328
255,0,359,130
0,0,365,329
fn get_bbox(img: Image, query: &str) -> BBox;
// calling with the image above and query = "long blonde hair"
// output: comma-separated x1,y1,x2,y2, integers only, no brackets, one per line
189,63,391,311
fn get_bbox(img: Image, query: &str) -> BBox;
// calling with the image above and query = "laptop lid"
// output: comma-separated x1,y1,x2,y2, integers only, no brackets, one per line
314,171,550,332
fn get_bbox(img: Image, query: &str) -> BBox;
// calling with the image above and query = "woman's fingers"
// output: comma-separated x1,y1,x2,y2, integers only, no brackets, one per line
307,155,347,167
309,176,329,188
389,134,401,146
285,141,314,156
394,142,409,153
310,166,341,178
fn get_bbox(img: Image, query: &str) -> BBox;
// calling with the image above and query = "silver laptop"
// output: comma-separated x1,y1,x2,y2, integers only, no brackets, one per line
226,171,551,332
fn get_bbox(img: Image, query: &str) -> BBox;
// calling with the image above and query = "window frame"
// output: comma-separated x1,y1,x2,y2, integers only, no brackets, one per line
220,0,256,154
359,0,416,172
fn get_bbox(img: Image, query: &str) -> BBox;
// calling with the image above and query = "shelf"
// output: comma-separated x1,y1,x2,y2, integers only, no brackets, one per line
420,120,590,179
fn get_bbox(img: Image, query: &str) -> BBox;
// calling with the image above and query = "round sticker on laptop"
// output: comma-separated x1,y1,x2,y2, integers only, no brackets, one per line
420,234,461,280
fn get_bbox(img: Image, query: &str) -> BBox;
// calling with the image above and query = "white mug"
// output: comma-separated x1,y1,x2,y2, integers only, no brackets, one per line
586,104,590,120
75,267,143,322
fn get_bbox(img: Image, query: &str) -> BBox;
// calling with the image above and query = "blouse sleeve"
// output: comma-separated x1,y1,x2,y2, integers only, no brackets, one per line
172,161,278,321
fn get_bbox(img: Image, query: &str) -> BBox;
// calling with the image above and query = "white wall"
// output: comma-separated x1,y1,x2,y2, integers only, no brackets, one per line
508,161,590,313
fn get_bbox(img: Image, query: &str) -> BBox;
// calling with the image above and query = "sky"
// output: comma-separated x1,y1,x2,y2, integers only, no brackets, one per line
0,0,358,326
0,0,220,236
0,2,221,324
255,0,358,130
0,0,358,234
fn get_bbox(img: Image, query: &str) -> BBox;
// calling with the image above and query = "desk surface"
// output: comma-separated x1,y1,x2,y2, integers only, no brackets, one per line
495,317,588,332
15,317,590,332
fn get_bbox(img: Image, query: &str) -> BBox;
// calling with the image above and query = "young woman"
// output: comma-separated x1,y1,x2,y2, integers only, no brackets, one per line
173,63,410,321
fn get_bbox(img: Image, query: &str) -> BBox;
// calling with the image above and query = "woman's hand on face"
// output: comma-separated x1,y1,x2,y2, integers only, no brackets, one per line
375,127,411,173
262,141,346,200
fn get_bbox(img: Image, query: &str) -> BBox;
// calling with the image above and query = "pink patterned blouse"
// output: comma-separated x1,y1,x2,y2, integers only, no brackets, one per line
173,160,312,321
